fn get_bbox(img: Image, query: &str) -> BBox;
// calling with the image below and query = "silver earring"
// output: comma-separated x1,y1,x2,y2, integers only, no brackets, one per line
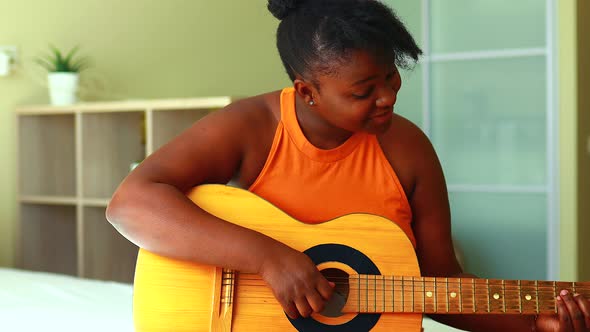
309,100,315,106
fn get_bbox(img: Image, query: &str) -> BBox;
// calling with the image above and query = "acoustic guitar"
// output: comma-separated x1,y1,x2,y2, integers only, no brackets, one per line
133,184,588,332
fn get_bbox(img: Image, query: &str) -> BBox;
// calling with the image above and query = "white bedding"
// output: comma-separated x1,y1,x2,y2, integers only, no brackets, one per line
0,267,133,332
0,267,464,332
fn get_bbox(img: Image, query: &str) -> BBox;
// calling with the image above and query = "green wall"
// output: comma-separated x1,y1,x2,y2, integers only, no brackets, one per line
0,0,289,266
557,0,590,280
558,0,578,281
558,0,590,282
576,0,590,280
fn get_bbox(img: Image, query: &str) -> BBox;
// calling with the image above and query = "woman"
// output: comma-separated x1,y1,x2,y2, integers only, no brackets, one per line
106,1,589,330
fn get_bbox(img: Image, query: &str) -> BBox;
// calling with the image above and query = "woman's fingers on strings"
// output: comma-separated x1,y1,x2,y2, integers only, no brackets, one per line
558,290,584,331
282,301,299,319
306,290,327,313
573,293,590,330
556,293,573,332
318,280,335,301
294,296,313,318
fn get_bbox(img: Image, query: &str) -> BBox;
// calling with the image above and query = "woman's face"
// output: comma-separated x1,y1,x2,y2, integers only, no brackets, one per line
311,50,402,135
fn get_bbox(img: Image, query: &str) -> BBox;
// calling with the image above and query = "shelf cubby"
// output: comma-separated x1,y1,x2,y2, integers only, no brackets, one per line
17,97,233,283
20,203,77,276
81,111,145,199
18,114,76,197
82,206,138,283
152,108,213,151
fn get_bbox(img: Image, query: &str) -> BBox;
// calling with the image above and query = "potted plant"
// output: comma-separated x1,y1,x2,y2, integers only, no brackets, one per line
35,45,91,106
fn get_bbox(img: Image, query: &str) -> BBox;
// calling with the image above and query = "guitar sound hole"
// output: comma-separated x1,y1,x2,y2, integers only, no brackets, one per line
320,268,349,318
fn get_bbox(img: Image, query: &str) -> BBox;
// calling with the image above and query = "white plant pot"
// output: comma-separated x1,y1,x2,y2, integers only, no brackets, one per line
48,72,79,106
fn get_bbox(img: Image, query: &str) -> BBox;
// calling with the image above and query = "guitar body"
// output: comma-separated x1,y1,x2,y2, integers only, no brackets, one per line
133,184,422,332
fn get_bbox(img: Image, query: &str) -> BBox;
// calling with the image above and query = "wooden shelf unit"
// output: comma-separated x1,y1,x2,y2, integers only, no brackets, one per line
16,97,233,283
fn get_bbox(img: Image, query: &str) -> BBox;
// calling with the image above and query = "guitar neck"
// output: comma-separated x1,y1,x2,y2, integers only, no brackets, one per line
344,275,590,315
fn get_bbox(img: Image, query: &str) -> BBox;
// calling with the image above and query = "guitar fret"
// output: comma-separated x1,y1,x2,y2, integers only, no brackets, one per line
502,279,506,313
521,280,539,314
535,280,539,314
373,274,377,312
401,276,406,312
421,278,425,312
445,277,457,313
446,277,449,313
422,278,426,312
382,275,385,312
357,274,361,312
459,278,463,313
553,281,557,313
518,280,522,313
391,276,395,312
487,279,503,313
425,277,435,313
573,282,577,295
539,281,558,313
434,277,437,313
366,275,369,312
412,276,416,312
486,279,491,313
472,278,476,313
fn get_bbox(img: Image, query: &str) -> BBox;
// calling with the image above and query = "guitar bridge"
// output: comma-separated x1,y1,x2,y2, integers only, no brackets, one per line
211,268,236,331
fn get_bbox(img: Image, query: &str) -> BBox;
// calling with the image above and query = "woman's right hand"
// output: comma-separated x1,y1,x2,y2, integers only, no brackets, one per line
259,244,335,319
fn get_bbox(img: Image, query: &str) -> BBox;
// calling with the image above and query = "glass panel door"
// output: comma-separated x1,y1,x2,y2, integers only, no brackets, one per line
385,0,554,280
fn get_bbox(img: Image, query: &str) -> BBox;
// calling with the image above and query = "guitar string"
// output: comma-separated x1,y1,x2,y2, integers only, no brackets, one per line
220,293,564,303
219,291,578,300
226,275,588,306
233,274,589,287
220,280,576,314
233,278,590,287
220,288,565,303
223,281,587,307
228,283,589,293
230,278,590,292
221,296,559,305
229,286,590,294
221,294,562,307
227,291,586,304
219,296,560,312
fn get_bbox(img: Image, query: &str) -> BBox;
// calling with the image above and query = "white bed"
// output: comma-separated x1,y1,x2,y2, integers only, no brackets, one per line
0,267,464,332
0,267,134,332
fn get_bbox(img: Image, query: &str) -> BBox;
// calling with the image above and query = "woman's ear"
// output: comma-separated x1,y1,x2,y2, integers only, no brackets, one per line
294,78,316,106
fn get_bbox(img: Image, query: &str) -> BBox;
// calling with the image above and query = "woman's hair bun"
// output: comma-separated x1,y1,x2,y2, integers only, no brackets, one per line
267,0,303,20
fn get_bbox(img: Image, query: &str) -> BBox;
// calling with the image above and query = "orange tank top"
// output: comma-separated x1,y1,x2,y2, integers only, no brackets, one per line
249,87,415,246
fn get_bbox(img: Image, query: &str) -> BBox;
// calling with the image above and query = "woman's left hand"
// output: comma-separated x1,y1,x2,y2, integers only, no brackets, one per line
536,290,590,331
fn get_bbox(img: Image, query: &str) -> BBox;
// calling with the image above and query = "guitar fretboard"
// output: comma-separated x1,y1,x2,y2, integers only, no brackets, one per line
343,275,590,314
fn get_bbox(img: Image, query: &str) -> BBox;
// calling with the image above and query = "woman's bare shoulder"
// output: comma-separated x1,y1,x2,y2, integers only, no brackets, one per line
378,113,438,199
219,90,282,125
213,90,282,152
381,113,434,157
129,90,283,189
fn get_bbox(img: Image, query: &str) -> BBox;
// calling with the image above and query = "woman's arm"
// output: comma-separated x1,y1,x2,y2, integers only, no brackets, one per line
106,103,277,273
105,100,333,318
